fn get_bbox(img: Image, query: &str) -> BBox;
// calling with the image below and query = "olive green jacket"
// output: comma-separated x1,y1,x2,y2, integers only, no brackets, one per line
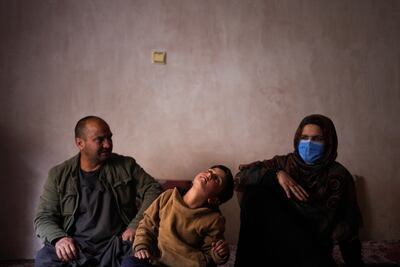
34,153,163,244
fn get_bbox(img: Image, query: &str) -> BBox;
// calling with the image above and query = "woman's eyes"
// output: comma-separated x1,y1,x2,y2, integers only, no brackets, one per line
300,135,324,141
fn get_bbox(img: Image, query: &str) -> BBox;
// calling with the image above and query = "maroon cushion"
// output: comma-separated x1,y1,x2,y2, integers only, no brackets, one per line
158,179,192,191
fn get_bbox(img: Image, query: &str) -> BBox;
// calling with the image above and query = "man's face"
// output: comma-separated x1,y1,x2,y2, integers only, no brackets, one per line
76,119,113,164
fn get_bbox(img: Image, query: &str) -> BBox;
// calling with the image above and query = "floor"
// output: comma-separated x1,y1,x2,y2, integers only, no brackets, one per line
0,260,34,267
1,240,399,267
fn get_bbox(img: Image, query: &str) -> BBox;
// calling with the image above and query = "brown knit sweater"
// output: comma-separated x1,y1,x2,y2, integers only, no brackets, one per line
134,188,228,267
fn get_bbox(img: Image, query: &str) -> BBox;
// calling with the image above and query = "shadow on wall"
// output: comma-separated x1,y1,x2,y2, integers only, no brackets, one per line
354,175,372,241
0,129,39,260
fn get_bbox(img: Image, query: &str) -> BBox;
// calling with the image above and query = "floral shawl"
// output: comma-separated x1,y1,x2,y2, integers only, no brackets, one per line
235,114,362,242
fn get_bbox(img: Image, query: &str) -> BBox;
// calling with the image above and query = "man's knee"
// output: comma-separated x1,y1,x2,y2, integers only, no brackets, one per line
35,245,64,267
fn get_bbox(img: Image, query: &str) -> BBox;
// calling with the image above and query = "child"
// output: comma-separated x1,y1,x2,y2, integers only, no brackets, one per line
121,165,234,267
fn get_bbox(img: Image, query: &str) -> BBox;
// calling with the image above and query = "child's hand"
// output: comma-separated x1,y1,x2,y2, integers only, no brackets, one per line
134,248,152,260
212,240,229,258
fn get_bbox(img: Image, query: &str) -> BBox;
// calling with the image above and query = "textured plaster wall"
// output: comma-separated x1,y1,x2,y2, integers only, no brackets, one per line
0,0,399,260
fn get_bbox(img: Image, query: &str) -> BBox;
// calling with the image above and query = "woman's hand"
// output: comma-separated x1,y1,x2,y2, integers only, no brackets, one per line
276,171,309,201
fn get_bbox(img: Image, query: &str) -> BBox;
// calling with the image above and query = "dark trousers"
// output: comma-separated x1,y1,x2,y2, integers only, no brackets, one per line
121,256,157,267
35,241,132,267
35,245,67,267
234,185,336,267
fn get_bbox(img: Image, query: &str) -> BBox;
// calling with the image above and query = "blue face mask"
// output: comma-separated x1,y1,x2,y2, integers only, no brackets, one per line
298,140,324,165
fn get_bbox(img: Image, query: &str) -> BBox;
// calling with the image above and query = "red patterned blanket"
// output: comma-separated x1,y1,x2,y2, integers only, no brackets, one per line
221,240,400,266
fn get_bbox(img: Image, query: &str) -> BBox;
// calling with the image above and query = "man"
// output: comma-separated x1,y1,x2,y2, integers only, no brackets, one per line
34,116,163,267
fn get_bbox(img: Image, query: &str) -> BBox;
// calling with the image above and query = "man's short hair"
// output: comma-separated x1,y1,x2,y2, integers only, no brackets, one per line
211,164,234,205
74,115,107,138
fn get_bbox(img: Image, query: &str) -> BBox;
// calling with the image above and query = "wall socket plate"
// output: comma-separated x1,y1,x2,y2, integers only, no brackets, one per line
152,51,166,64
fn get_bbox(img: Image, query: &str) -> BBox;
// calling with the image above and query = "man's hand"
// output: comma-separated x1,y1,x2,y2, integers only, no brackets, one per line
212,240,229,258
122,227,136,242
134,248,152,260
277,171,309,201
55,236,78,262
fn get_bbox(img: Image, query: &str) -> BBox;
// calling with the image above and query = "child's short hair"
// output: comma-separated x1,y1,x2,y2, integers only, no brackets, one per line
210,164,234,204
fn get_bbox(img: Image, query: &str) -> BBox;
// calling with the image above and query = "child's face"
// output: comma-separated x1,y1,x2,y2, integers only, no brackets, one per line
193,167,226,198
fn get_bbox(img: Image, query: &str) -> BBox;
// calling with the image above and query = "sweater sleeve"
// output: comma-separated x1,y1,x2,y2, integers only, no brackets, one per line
200,215,229,265
133,190,171,254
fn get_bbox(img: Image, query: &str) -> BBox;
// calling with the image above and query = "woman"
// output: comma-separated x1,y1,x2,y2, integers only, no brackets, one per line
234,114,364,267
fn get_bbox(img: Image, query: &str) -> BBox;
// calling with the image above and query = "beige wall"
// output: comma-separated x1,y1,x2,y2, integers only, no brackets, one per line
0,0,399,260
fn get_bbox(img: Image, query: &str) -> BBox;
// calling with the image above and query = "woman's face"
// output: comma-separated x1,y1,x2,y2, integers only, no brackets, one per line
300,124,324,144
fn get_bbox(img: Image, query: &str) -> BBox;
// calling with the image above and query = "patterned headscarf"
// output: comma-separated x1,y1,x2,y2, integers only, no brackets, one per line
280,114,361,241
293,114,338,171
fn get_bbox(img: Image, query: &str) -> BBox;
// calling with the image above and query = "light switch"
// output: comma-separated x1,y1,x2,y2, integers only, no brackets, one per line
152,51,167,64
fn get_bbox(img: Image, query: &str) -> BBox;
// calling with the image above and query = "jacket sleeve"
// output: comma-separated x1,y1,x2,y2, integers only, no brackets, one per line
129,162,163,229
200,215,229,265
262,155,286,171
235,155,288,191
235,163,277,189
234,159,280,207
133,191,166,253
33,168,68,244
